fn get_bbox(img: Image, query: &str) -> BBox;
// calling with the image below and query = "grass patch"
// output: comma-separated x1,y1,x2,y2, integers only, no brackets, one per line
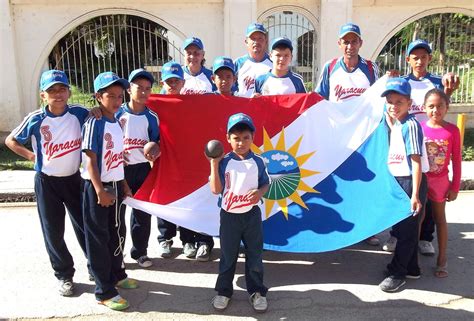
0,145,34,171
462,128,474,161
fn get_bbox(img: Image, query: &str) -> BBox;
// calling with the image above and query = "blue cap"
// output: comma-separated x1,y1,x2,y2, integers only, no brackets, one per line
161,61,184,81
339,23,361,38
40,70,70,91
183,37,204,50
381,77,412,97
246,23,267,37
94,72,129,93
227,113,255,132
212,56,235,74
407,39,432,55
128,68,154,84
271,37,293,51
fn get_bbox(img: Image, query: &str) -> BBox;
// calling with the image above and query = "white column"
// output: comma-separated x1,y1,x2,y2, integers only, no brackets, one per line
224,0,257,59
0,1,24,131
319,0,353,67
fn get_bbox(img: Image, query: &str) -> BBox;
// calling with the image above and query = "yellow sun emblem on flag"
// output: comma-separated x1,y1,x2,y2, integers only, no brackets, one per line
252,127,320,220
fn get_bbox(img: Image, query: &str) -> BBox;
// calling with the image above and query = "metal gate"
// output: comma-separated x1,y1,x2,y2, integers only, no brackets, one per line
376,13,473,104
48,14,184,107
260,10,317,89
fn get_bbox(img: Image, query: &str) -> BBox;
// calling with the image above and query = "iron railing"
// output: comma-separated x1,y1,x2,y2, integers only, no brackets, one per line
376,13,473,104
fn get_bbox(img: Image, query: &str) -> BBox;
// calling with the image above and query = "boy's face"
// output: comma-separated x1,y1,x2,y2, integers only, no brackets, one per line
162,77,185,94
271,47,292,73
185,45,204,69
406,48,432,74
128,78,152,105
338,33,362,60
227,129,254,158
425,94,448,124
385,92,411,121
245,32,268,58
212,68,236,95
96,84,124,116
40,84,70,109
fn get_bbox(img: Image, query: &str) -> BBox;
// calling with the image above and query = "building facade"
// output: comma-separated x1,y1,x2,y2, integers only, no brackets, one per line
1,0,472,131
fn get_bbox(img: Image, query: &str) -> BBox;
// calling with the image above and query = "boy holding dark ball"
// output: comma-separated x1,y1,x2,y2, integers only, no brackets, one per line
208,113,270,313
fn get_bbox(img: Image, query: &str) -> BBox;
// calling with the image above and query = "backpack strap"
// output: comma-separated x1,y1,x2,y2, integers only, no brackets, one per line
366,59,375,84
328,58,338,76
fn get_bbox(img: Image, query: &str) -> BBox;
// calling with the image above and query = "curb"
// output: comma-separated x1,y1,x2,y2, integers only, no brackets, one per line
0,180,473,204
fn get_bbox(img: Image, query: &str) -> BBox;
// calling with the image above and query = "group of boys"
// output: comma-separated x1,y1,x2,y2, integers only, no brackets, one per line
5,20,460,313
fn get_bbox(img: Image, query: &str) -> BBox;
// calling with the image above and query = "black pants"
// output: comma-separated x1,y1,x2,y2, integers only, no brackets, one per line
388,174,427,278
419,200,435,242
158,219,214,249
215,206,267,297
34,171,87,280
126,162,159,259
83,180,127,301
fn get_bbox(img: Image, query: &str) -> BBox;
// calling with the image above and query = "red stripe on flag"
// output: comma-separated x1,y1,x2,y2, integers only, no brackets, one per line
135,93,323,204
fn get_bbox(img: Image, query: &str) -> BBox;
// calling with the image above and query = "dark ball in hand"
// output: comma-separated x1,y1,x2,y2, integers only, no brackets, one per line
205,140,224,158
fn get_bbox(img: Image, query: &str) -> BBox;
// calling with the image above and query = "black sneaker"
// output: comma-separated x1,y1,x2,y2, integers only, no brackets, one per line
58,279,74,296
379,276,406,292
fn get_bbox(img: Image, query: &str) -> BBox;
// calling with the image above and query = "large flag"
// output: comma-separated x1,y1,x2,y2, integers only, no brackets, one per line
125,76,412,253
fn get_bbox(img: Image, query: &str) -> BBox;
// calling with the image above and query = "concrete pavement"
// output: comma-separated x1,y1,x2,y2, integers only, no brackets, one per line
0,192,473,320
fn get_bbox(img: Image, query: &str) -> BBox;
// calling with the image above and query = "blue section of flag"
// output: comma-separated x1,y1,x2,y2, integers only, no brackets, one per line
263,121,411,253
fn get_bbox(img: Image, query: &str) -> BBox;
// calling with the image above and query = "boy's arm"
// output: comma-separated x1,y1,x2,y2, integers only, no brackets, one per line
209,157,223,195
121,179,133,198
84,150,116,207
442,72,460,97
447,126,462,201
5,134,35,162
410,154,422,216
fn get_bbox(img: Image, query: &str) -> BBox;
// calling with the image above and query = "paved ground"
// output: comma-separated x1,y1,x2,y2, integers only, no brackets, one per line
0,191,473,321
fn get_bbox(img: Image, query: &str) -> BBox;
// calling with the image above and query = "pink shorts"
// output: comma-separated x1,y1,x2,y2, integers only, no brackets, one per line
427,175,450,202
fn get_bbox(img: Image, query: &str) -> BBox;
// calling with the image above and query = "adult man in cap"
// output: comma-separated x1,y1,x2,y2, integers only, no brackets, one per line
234,23,273,97
316,23,381,246
316,22,379,102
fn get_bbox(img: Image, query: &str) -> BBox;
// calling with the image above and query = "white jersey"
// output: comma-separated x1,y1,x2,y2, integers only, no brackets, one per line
316,56,379,102
181,66,215,95
218,151,270,214
387,114,429,177
81,117,125,183
116,104,160,165
255,71,306,95
12,105,89,177
234,54,273,97
402,73,444,123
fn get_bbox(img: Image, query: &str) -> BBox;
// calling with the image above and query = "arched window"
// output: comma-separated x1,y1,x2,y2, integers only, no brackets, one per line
48,14,184,106
260,9,318,89
376,13,473,104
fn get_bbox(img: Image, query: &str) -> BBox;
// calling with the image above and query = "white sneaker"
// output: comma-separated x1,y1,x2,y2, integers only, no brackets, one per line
159,240,172,258
418,240,435,256
183,243,197,258
249,292,267,313
196,244,211,261
212,295,230,311
382,236,397,252
136,255,153,268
